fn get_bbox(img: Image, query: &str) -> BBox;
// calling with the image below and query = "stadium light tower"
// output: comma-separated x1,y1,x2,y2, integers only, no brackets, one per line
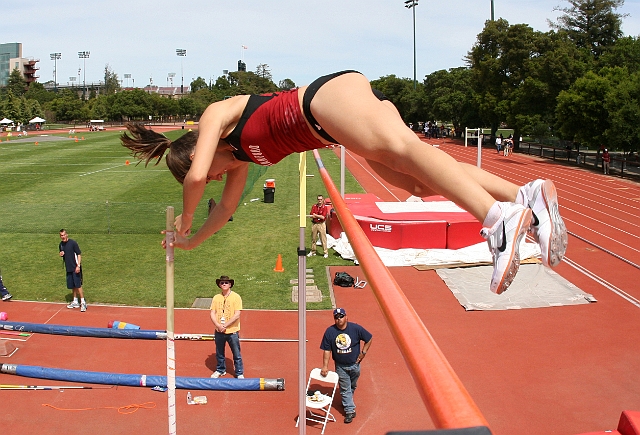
50,53,61,92
491,0,495,20
78,51,90,99
176,49,187,94
404,0,418,90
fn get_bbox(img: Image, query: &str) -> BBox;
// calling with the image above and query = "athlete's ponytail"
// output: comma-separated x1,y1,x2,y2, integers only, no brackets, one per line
121,123,197,184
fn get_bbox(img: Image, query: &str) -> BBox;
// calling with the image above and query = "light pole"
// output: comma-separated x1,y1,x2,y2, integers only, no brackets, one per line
176,49,186,94
50,53,61,92
78,51,90,99
491,0,495,20
69,76,76,88
404,0,418,90
124,74,131,88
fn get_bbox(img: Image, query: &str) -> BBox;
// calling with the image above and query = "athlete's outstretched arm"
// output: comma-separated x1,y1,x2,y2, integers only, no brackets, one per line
170,163,249,250
179,98,245,235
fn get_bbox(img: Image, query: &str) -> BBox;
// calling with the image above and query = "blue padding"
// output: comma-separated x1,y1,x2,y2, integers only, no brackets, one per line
13,365,264,390
0,321,162,339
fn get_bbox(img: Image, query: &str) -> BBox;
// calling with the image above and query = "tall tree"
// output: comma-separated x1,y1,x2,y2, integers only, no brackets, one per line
190,77,208,93
423,67,479,132
468,19,585,141
103,64,120,95
369,75,426,123
549,0,626,58
5,68,27,97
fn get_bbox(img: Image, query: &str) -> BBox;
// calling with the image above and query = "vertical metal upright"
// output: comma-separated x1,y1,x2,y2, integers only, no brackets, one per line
298,152,307,435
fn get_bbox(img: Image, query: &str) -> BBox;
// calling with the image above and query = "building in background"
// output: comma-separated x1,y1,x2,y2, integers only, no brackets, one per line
0,43,39,87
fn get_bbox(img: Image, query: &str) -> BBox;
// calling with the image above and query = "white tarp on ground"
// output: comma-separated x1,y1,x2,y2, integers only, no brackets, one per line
328,232,595,311
437,264,596,311
328,232,541,267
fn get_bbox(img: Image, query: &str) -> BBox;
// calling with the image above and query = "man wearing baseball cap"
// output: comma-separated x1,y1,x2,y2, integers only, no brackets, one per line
320,307,373,424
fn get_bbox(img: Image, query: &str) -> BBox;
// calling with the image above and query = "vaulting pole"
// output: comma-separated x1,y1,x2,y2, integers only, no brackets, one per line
312,150,489,430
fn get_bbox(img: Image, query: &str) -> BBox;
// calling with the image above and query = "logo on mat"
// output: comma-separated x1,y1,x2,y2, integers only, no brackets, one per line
370,224,392,233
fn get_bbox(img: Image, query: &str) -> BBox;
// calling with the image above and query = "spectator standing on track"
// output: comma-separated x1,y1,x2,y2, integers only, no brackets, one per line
210,275,244,379
308,194,329,258
496,135,503,154
603,148,611,175
0,269,12,301
59,229,86,312
320,308,373,424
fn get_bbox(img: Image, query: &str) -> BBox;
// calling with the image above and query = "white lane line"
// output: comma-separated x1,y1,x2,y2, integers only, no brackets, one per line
564,217,640,253
344,150,402,202
564,257,640,309
79,164,126,176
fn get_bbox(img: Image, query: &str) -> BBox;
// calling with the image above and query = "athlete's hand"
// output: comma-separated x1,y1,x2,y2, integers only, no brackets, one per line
161,230,192,250
175,213,192,237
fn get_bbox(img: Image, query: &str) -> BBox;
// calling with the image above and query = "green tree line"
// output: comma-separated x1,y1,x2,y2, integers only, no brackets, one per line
1,0,638,155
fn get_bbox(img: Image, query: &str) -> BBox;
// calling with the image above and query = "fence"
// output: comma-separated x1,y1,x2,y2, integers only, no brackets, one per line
518,142,640,179
0,202,182,234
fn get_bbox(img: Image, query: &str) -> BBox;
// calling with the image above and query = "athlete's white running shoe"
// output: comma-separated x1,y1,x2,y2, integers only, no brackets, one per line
518,179,568,268
481,203,532,294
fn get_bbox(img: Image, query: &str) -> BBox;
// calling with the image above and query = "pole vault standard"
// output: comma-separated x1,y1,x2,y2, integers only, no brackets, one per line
0,364,285,391
312,150,490,431
298,152,307,435
165,206,177,435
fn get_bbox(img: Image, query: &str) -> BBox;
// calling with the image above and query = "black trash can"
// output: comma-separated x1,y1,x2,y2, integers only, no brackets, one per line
263,187,275,203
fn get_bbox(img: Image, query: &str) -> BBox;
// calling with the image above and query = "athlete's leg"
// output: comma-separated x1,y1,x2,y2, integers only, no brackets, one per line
311,72,497,222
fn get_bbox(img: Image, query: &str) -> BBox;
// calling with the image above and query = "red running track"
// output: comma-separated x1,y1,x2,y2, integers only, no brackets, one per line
1,135,639,434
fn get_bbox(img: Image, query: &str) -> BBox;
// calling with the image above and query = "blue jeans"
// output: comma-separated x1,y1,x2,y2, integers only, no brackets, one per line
214,331,243,376
335,362,360,414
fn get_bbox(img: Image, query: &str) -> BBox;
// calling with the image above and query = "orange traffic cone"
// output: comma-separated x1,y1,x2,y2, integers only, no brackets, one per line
125,160,130,165
274,254,284,272
34,141,38,145
75,138,78,142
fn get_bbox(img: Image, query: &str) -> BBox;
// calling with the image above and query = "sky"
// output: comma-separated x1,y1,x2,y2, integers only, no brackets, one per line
6,0,640,89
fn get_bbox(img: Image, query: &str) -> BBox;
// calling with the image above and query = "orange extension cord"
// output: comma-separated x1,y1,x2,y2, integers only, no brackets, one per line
42,402,156,415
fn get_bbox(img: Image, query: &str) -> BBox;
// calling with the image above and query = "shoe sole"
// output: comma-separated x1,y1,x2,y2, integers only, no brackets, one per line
494,208,532,294
540,180,568,268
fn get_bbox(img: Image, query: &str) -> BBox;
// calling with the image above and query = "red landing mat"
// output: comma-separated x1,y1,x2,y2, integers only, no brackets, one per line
327,193,483,250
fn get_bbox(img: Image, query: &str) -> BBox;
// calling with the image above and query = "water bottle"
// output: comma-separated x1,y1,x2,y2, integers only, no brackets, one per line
107,320,141,330
187,391,192,404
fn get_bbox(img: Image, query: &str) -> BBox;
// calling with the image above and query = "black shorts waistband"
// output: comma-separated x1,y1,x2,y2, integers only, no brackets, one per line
302,70,389,144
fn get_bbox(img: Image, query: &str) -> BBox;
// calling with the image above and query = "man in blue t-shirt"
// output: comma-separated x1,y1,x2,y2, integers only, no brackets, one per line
320,307,373,424
59,229,86,312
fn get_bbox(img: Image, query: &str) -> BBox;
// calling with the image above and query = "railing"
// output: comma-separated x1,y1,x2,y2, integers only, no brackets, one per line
518,142,640,178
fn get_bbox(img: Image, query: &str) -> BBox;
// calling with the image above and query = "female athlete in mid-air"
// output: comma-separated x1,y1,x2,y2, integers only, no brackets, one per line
122,70,567,294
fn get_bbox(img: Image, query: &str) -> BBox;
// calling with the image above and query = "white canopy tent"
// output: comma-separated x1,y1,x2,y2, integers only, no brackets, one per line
0,118,13,124
29,117,46,124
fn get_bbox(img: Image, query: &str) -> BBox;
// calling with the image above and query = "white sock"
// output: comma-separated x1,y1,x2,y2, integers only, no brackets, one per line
482,202,503,229
80,298,85,304
515,185,527,206
72,298,78,303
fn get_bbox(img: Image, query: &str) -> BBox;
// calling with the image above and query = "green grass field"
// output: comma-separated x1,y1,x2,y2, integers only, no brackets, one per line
0,129,364,309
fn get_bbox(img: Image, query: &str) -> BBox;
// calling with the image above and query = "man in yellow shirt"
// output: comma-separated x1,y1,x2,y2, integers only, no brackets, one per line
210,275,244,378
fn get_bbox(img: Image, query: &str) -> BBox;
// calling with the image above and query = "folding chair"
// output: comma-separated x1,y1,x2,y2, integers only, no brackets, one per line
296,368,339,434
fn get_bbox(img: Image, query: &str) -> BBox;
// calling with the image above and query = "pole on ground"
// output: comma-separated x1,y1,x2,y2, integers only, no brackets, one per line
165,206,177,435
298,152,307,435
